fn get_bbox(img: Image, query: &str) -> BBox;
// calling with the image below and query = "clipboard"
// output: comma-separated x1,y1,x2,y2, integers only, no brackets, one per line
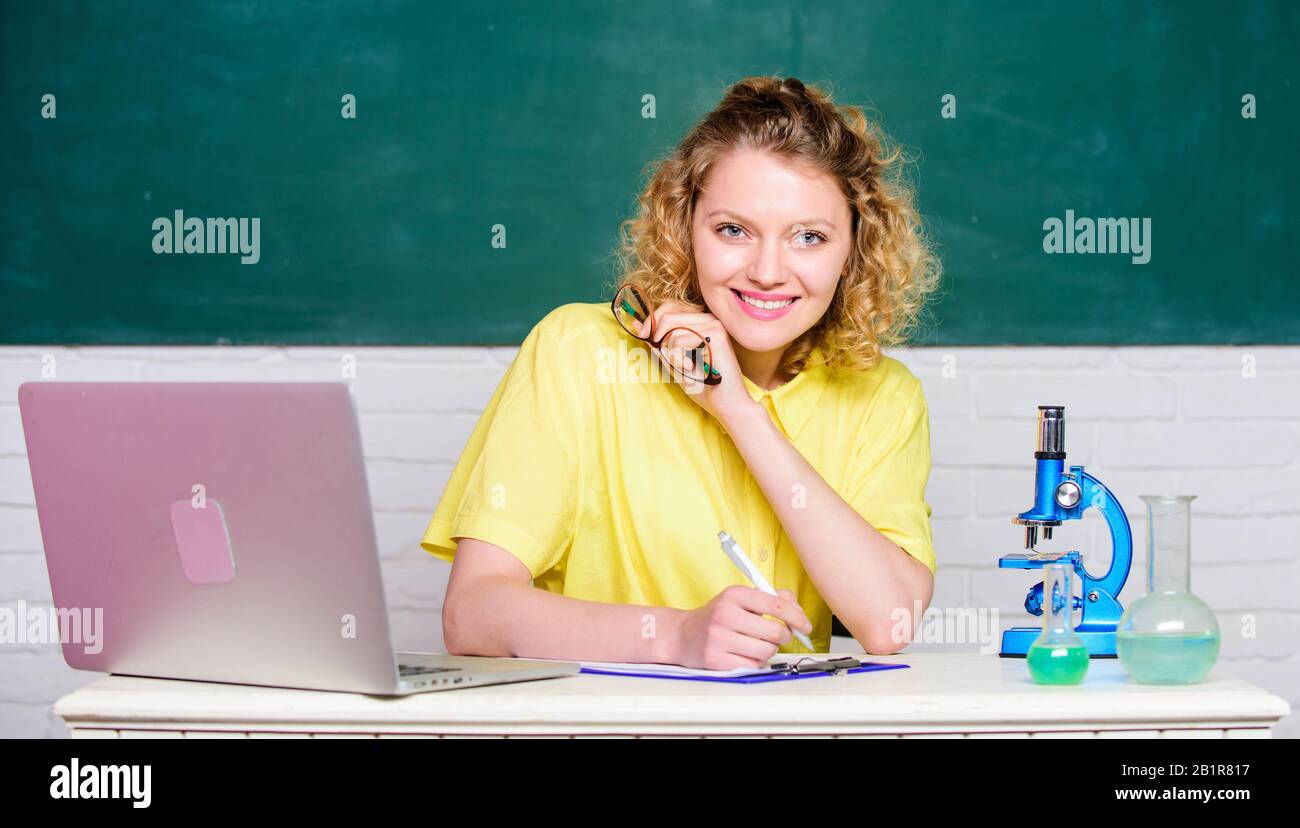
578,656,909,683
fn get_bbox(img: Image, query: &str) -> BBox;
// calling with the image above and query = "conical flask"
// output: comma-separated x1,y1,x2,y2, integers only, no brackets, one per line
1117,495,1220,684
1026,563,1089,685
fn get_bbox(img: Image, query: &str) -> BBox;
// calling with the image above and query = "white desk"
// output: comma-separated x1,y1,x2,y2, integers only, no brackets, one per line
54,652,1290,739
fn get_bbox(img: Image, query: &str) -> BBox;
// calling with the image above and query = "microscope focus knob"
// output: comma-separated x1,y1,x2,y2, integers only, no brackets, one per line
1024,582,1044,616
1055,480,1082,509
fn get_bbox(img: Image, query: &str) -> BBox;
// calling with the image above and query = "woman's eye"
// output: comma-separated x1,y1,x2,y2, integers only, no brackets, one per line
718,223,745,239
796,230,827,246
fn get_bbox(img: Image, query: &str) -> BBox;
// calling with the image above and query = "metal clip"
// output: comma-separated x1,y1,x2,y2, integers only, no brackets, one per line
776,656,863,675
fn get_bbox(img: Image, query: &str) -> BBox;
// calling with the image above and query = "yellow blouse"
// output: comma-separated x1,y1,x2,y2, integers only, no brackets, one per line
421,301,936,653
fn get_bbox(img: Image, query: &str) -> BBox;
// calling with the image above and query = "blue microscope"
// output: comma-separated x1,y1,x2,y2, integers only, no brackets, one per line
998,405,1133,658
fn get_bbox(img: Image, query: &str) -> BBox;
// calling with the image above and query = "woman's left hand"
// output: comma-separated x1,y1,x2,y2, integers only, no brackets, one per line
638,300,759,428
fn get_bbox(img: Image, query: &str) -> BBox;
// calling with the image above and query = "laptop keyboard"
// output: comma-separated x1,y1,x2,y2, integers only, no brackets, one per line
397,662,462,677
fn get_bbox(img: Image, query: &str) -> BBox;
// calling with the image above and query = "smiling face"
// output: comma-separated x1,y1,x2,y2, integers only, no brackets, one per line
691,147,854,369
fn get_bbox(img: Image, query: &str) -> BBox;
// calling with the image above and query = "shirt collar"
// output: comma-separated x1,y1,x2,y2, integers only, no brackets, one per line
739,345,831,439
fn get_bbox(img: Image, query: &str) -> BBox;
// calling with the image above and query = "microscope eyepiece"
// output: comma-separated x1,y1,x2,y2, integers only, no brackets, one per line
1035,405,1066,459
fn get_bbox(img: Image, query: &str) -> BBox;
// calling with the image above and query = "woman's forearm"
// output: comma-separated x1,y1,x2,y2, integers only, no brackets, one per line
444,576,685,663
719,401,933,653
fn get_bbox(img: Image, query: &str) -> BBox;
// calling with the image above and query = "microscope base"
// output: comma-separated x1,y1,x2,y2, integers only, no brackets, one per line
998,627,1118,658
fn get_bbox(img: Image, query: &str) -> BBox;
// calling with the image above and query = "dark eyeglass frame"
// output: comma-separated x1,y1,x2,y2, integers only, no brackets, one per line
611,284,723,385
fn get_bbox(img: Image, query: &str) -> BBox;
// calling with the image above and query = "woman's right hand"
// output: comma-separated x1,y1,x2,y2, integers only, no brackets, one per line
668,585,813,670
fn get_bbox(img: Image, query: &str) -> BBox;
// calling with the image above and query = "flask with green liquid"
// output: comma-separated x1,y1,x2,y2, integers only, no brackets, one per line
1117,495,1220,684
1027,563,1089,685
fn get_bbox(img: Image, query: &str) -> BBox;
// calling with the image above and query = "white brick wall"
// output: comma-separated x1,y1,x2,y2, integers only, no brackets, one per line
1,345,1296,737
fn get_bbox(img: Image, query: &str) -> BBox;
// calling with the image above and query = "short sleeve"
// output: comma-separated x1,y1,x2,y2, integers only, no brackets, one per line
843,376,937,576
420,317,585,579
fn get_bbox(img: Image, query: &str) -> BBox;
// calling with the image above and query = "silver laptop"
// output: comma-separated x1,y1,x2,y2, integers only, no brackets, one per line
17,381,579,695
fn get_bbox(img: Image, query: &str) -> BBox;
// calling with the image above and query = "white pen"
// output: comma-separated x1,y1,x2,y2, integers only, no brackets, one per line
717,530,817,652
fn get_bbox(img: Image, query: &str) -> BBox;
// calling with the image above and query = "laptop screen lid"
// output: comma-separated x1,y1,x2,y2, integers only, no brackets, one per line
17,382,403,694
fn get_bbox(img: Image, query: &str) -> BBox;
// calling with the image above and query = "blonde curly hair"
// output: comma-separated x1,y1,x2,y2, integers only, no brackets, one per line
606,75,941,376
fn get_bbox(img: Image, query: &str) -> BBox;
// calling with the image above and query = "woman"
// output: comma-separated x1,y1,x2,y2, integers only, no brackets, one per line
423,76,941,669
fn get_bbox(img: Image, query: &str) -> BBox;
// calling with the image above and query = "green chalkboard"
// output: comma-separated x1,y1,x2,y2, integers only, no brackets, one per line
2,0,1296,345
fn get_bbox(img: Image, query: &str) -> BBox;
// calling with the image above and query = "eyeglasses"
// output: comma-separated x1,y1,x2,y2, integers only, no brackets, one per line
611,283,722,385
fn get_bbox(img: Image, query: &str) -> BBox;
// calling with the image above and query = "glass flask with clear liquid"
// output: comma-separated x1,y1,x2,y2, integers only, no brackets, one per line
1117,495,1220,684
1026,563,1089,685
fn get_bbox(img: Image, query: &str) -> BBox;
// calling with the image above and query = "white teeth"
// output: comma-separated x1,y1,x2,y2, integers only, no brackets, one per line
738,292,795,310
